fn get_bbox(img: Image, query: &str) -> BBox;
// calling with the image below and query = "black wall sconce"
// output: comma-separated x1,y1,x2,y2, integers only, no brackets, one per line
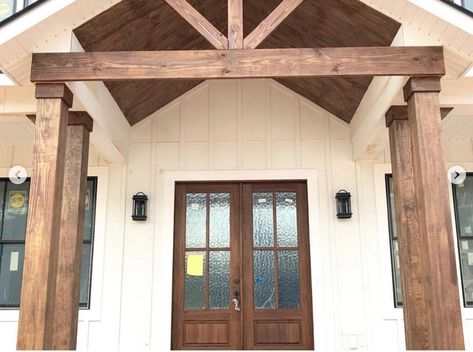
132,192,148,221
335,190,352,219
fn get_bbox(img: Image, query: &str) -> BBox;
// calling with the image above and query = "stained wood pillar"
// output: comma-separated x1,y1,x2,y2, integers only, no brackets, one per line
385,77,465,350
17,83,72,350
52,112,93,350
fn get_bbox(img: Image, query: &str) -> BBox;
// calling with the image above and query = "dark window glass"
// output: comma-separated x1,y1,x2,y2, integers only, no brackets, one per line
385,175,403,308
0,177,97,309
387,173,473,308
453,175,473,308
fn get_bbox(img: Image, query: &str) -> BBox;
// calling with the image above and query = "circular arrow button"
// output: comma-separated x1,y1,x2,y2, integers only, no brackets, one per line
448,165,467,185
8,165,27,185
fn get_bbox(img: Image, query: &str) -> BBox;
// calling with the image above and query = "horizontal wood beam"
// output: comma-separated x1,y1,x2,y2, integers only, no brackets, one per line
385,105,453,127
30,46,446,82
165,0,228,49
244,0,304,49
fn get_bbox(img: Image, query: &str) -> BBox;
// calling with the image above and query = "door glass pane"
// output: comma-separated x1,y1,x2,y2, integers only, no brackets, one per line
253,250,275,309
253,193,274,247
278,250,300,309
185,251,206,309
209,193,230,248
276,192,298,247
1,181,29,241
83,179,96,242
186,193,207,248
0,244,25,306
209,251,230,309
80,243,91,306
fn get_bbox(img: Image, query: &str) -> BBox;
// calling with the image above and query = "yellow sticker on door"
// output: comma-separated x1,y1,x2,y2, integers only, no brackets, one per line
187,254,204,276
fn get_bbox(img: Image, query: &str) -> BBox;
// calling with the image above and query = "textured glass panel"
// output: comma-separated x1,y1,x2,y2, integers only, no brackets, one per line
209,251,230,309
278,250,301,309
80,243,91,306
1,181,29,241
253,250,275,309
276,192,298,247
83,179,97,241
253,193,274,247
185,251,206,309
186,193,207,248
209,193,230,248
0,244,25,306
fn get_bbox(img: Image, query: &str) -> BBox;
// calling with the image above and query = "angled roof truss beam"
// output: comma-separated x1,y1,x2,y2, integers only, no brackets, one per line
164,0,228,49
244,0,304,49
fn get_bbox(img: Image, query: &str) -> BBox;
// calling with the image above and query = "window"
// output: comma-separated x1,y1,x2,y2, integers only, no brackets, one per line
452,174,473,307
385,175,403,307
386,173,473,308
0,177,97,309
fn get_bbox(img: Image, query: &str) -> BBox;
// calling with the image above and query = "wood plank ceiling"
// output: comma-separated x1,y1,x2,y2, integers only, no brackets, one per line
74,0,400,126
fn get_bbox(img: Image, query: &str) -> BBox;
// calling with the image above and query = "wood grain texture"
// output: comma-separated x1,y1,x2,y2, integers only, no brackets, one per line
165,0,228,49
385,105,452,127
17,85,70,350
73,0,401,125
52,122,91,350
244,0,304,49
387,110,431,350
31,47,445,82
228,0,243,49
404,78,465,350
28,111,94,133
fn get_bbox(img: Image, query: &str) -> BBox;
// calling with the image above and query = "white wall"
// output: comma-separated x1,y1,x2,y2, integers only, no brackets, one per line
123,79,366,350
0,78,471,350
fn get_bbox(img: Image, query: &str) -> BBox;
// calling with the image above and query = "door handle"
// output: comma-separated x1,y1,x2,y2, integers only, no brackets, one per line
232,289,241,312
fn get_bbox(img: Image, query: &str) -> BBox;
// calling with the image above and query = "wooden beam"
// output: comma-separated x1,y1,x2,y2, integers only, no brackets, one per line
53,113,92,350
244,0,304,49
228,0,243,49
385,105,452,127
402,77,464,349
17,83,71,350
165,0,228,50
31,46,446,82
27,111,94,132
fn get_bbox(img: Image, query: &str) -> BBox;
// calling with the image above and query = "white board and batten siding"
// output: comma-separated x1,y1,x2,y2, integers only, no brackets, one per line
0,79,473,350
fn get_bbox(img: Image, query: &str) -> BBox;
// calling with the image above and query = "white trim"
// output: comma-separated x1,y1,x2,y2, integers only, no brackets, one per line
0,166,109,324
150,169,326,350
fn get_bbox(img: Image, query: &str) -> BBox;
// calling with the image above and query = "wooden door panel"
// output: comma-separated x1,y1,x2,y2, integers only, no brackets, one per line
242,182,314,350
172,183,242,350
172,181,313,350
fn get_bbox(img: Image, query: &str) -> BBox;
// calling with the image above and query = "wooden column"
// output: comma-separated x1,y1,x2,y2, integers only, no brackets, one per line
52,112,93,350
17,83,72,350
387,76,464,350
385,106,451,349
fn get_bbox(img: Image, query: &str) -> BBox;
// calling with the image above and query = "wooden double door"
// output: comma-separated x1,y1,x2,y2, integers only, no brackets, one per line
172,181,314,350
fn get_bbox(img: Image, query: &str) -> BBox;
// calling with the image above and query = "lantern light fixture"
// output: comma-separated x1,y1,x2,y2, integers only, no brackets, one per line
132,192,148,221
335,190,352,219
